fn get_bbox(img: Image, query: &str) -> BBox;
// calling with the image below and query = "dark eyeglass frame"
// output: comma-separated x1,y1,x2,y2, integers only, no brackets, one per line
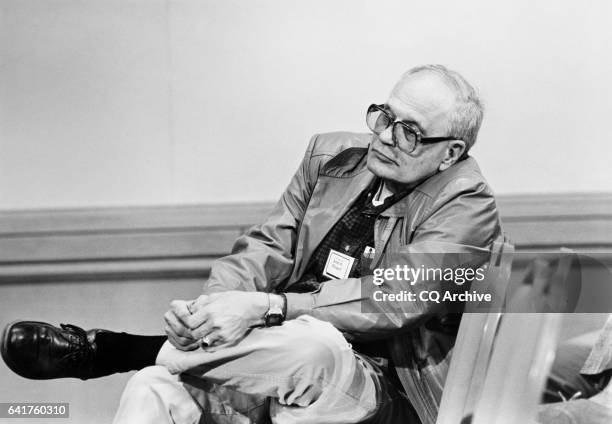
366,104,461,154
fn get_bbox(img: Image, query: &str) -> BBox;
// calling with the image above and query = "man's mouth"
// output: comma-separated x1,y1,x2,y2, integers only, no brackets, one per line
371,148,398,165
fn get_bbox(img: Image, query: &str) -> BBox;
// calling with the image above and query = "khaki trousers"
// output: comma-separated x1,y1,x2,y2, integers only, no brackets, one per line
113,315,416,424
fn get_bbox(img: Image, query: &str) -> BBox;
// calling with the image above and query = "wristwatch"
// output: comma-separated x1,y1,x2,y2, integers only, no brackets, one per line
264,293,286,326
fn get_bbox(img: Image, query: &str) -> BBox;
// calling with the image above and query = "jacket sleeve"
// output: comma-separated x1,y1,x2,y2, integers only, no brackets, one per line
284,178,501,340
202,135,322,294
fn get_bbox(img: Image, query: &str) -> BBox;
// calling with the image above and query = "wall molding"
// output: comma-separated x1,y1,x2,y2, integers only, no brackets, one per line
1,194,611,283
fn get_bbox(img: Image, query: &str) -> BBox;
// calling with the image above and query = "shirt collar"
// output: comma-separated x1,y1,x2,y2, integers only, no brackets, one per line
362,178,412,216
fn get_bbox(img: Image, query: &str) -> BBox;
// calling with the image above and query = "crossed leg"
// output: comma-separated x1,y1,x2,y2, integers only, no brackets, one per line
114,315,415,424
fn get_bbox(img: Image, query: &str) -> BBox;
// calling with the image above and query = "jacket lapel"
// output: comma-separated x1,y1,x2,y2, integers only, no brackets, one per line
289,170,375,285
370,188,435,267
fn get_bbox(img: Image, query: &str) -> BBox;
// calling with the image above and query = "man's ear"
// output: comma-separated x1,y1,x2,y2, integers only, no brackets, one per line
438,140,466,171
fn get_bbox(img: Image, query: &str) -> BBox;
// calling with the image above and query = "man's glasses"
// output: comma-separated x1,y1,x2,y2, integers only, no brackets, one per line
366,104,460,154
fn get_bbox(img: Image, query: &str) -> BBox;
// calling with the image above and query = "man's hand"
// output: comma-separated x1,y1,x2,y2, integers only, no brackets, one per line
189,291,269,349
164,299,202,351
164,292,269,351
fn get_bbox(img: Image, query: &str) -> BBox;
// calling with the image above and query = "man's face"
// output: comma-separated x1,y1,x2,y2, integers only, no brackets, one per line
366,72,458,190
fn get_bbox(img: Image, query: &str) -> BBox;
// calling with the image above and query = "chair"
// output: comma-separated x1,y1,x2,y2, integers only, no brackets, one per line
436,234,514,424
471,251,578,424
438,247,577,424
471,313,563,424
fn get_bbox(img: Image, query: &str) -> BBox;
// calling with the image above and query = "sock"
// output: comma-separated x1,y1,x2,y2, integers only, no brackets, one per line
93,332,167,375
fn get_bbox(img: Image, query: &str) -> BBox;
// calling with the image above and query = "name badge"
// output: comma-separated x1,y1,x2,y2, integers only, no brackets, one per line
323,249,356,280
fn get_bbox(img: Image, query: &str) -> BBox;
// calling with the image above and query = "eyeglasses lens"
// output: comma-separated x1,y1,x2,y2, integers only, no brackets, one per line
366,108,390,134
394,124,417,152
367,106,418,153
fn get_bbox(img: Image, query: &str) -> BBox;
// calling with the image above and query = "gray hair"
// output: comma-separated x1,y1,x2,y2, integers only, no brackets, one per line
403,64,484,151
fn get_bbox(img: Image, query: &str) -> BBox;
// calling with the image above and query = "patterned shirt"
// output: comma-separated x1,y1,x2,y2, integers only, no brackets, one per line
303,178,411,284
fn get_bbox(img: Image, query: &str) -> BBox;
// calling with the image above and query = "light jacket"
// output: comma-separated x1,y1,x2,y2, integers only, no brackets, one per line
205,132,502,423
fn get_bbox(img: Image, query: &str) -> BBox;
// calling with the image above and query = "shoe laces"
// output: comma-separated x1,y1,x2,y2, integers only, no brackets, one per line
58,324,94,369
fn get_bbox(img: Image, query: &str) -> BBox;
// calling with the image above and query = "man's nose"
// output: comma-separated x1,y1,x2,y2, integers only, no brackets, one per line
377,126,395,146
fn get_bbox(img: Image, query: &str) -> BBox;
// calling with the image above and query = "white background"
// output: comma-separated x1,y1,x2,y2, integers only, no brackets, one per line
1,0,611,209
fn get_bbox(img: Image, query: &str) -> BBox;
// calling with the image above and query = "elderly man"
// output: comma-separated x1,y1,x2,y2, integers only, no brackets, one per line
2,65,501,424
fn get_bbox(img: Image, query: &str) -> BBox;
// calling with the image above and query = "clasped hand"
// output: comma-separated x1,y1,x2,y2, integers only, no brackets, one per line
164,291,268,351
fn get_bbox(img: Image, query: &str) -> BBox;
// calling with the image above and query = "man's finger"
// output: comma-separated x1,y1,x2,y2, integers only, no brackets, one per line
170,300,193,326
198,330,222,349
171,298,214,330
166,331,199,351
164,324,195,347
193,294,211,308
164,310,192,338
190,320,215,341
201,331,247,353
184,304,211,330
164,324,199,351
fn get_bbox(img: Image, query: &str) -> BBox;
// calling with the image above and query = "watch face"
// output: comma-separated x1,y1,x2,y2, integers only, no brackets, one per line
265,313,283,326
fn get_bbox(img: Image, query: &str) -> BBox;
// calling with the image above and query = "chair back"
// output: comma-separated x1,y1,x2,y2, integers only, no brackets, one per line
436,234,514,424
439,246,577,424
471,313,563,424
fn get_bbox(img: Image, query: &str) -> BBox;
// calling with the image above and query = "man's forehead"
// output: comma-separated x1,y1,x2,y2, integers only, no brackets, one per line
386,72,456,129
389,72,456,107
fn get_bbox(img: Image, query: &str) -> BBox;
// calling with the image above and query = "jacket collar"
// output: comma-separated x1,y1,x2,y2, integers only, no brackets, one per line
325,147,482,217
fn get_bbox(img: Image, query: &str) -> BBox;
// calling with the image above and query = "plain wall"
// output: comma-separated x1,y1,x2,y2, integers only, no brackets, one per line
1,0,611,209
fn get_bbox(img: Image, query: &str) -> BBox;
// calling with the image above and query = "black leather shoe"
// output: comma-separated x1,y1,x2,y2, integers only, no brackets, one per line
1,320,109,380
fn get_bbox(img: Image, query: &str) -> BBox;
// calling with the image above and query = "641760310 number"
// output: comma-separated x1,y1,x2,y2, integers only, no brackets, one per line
0,403,69,418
